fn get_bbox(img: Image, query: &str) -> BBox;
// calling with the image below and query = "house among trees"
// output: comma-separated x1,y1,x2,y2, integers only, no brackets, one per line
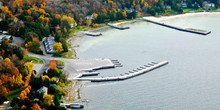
208,2,215,7
164,5,171,9
85,14,93,20
0,56,3,61
70,22,77,28
126,8,136,13
43,37,57,54
0,30,8,35
37,86,48,95
181,2,188,8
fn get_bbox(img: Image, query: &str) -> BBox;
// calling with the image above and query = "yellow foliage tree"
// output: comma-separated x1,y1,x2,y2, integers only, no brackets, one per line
25,62,34,74
51,77,56,82
38,8,46,14
61,15,75,26
21,105,27,110
2,6,11,15
14,17,18,22
144,2,149,7
42,75,50,81
24,88,30,94
19,92,25,99
24,49,28,56
133,1,136,6
92,23,99,27
10,74,24,88
4,58,11,63
55,14,61,19
52,42,64,53
93,13,98,18
43,94,53,105
122,11,127,18
63,28,67,33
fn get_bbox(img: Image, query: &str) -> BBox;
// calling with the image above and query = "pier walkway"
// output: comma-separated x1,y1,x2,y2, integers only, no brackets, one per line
72,61,168,82
141,19,211,35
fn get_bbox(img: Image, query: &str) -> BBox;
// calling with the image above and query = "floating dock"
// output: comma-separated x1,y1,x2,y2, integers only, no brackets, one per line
107,23,130,30
73,61,168,82
141,19,211,35
84,31,102,36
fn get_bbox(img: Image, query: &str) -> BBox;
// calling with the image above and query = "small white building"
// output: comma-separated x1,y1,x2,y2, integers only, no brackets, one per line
85,14,93,20
37,86,48,95
208,3,215,7
43,37,57,54
0,56,3,61
181,2,188,8
70,22,77,28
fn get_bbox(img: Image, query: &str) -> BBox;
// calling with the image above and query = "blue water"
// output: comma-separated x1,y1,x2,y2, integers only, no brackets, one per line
75,14,220,110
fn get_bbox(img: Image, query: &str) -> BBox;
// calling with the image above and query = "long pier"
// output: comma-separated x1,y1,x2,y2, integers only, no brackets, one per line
73,61,168,82
141,19,211,35
107,23,130,30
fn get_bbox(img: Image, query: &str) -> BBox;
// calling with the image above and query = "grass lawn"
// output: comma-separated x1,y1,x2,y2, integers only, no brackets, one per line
58,60,64,65
182,8,193,13
194,8,205,12
73,26,89,33
7,87,24,100
24,55,44,64
209,7,217,11
61,50,74,59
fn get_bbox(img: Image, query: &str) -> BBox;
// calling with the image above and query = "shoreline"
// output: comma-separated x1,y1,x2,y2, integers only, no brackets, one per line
65,11,220,103
143,11,220,22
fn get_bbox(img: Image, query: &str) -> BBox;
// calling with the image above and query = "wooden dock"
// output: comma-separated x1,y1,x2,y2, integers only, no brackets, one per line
141,19,211,35
72,61,168,82
107,23,130,30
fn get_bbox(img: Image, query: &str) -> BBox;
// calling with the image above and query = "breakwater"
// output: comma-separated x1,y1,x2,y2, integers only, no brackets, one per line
107,23,130,30
84,31,102,36
141,19,211,35
72,61,168,82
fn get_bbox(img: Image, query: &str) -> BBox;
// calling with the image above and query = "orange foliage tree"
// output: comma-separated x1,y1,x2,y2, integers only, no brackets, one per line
31,103,41,110
49,60,59,71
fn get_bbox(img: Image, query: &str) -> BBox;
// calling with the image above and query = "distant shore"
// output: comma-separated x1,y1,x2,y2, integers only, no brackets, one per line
143,11,220,22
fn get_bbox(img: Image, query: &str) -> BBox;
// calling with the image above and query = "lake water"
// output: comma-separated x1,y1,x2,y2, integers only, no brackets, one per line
75,14,220,110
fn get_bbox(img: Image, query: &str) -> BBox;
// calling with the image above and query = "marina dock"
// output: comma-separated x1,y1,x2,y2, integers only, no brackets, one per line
141,19,211,35
107,23,130,30
73,61,168,82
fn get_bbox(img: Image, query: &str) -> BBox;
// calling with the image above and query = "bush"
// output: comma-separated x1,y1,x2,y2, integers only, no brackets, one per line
61,42,68,52
47,69,59,78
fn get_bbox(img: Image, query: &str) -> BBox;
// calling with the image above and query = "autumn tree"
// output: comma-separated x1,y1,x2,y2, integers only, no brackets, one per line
122,11,127,18
31,103,41,110
42,75,50,81
43,94,53,105
9,74,24,89
52,42,64,53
